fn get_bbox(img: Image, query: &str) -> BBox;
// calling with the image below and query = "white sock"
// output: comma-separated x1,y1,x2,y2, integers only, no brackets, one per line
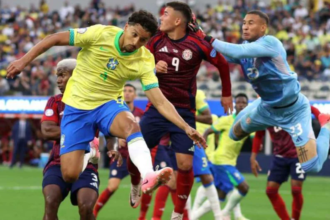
191,200,211,220
128,138,154,179
185,194,192,219
204,184,222,217
82,147,96,172
192,185,206,212
222,189,245,215
233,203,243,218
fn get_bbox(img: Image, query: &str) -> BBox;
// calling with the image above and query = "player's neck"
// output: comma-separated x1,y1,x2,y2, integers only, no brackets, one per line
127,102,134,112
166,28,187,41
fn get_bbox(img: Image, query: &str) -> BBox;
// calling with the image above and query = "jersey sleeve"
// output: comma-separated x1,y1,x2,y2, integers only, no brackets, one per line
252,130,265,154
140,52,159,91
211,117,226,133
69,25,104,47
196,90,209,113
41,97,59,124
211,36,279,59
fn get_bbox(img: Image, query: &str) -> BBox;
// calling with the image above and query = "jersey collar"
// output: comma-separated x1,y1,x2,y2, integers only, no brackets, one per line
114,30,139,56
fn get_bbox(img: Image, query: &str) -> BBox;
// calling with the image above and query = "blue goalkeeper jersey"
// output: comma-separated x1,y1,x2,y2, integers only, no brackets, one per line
212,35,300,107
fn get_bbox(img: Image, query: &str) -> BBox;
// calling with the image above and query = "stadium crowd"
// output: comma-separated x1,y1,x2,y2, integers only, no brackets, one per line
0,0,330,97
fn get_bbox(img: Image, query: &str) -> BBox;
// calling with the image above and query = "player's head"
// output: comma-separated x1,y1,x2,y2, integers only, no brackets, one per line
234,93,248,115
124,84,137,104
56,59,76,93
242,10,269,42
122,10,158,52
160,1,192,32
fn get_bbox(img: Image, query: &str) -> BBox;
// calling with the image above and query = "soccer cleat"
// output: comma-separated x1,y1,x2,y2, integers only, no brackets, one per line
141,167,173,194
222,214,231,220
319,114,330,128
171,211,183,220
236,216,250,220
130,181,142,208
89,138,100,164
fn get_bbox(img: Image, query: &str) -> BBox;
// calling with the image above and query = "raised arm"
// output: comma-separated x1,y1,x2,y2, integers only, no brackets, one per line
6,32,70,78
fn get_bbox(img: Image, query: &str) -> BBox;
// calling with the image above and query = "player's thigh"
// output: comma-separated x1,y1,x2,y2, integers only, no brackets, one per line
96,100,133,138
267,156,290,184
76,188,98,210
71,169,99,206
139,107,169,148
42,166,70,205
193,146,212,177
167,147,178,171
289,158,307,183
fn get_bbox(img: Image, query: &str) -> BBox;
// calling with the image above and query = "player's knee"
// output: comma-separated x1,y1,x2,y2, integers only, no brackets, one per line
200,174,214,185
124,119,141,138
266,187,279,197
177,160,193,170
108,183,119,192
45,194,61,210
238,183,249,195
78,200,94,216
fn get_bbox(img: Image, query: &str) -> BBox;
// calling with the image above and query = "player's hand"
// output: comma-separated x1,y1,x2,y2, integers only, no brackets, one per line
185,126,207,149
221,96,234,115
6,59,26,79
204,35,215,44
107,150,123,167
156,61,168,73
118,138,126,148
188,13,205,38
250,158,262,177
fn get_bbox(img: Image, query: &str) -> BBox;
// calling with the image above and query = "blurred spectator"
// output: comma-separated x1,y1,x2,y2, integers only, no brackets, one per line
0,74,9,95
10,114,32,168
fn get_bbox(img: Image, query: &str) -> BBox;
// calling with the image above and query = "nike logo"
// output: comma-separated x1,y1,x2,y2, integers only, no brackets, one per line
100,46,110,52
142,180,149,185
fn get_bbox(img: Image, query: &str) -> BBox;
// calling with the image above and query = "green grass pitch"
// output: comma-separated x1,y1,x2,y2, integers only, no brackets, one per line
1,166,329,220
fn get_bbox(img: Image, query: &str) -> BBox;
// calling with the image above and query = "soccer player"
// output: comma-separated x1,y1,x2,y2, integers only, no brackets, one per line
250,106,321,220
193,93,250,220
41,59,120,220
204,10,330,173
140,2,232,219
7,10,206,206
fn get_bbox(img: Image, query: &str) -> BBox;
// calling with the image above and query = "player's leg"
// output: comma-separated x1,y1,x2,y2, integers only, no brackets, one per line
94,157,128,217
60,105,96,183
266,156,290,220
229,98,269,141
192,146,221,218
42,166,70,220
221,166,248,219
279,94,330,173
70,169,99,220
290,158,306,220
105,103,172,195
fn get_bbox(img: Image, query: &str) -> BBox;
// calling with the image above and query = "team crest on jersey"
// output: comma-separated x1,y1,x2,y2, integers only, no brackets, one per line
182,49,193,60
107,58,119,70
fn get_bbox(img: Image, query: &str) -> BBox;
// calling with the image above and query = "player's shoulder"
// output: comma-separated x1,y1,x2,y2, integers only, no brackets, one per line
258,35,282,46
187,31,211,47
196,89,206,101
47,94,62,104
140,46,155,61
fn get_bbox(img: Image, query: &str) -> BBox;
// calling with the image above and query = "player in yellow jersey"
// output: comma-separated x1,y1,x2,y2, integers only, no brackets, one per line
192,93,250,220
6,10,206,207
190,89,222,219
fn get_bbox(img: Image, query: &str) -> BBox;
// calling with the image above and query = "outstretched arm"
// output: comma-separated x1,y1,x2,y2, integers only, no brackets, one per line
7,32,70,78
204,36,278,59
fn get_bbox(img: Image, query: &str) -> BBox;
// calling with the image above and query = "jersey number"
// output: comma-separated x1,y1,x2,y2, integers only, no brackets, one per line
289,123,303,137
91,173,98,182
202,157,208,168
172,58,180,72
295,163,305,179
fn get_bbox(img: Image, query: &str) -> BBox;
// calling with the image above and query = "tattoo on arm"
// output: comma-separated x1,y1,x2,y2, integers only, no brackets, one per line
298,147,309,162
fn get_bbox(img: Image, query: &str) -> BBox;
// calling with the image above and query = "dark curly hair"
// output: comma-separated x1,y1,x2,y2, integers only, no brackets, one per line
128,10,158,36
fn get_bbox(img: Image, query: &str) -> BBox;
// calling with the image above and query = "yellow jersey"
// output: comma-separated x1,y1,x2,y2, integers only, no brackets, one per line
63,25,158,110
195,90,216,161
211,114,248,166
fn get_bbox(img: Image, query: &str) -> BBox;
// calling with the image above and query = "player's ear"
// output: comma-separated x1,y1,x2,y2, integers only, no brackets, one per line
124,23,129,31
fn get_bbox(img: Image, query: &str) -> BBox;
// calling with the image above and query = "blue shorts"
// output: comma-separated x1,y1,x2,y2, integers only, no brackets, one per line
42,166,99,205
109,157,129,179
153,145,176,170
193,145,212,177
140,106,195,155
268,156,307,184
232,93,314,147
60,100,129,155
211,164,245,194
